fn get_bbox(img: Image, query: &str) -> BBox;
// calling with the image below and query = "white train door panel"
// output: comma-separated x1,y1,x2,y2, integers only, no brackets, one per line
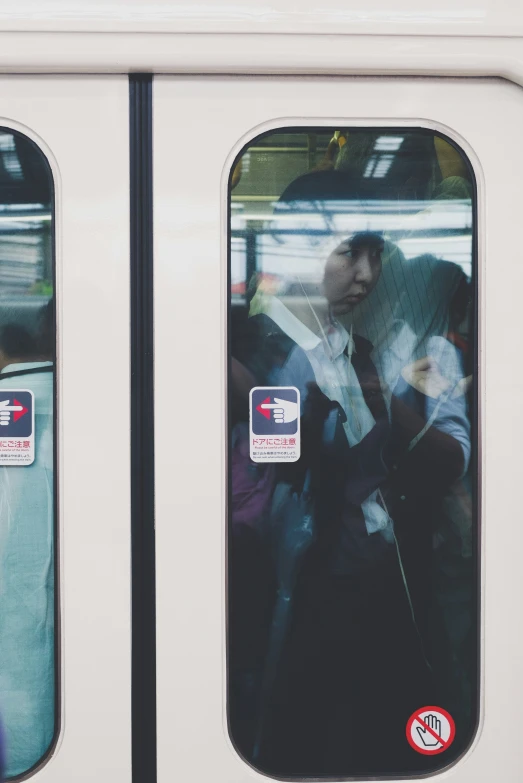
0,77,131,782
154,76,522,781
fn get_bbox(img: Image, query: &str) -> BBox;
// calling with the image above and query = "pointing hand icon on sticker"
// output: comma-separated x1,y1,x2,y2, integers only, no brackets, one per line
416,714,442,747
260,398,299,424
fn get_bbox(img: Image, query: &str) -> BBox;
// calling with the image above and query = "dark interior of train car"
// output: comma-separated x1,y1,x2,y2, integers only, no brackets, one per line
228,128,476,778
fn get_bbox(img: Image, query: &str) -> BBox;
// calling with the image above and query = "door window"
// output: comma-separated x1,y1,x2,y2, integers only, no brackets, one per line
0,128,55,779
228,127,476,777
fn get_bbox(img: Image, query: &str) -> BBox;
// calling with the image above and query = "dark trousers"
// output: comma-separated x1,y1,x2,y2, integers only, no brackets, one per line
228,525,276,761
259,555,434,777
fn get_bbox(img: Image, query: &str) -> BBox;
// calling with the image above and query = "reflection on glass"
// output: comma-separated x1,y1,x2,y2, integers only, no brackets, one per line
228,129,476,777
0,131,55,779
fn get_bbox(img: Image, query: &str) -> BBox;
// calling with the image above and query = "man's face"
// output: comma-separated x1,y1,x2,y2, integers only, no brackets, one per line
323,239,382,316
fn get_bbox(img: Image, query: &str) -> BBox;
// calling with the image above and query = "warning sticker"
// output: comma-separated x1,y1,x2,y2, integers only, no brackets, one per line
249,386,300,463
0,390,35,466
406,706,456,755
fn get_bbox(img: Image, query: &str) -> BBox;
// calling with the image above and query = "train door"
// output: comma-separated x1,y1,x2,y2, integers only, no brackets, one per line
0,77,131,781
154,76,523,781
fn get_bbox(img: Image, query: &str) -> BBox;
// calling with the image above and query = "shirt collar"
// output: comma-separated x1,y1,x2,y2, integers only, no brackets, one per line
264,296,352,358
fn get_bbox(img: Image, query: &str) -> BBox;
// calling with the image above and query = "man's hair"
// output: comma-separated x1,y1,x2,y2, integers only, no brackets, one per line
347,231,384,255
0,324,37,359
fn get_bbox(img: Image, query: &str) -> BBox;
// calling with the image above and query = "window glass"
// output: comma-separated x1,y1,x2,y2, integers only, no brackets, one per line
228,128,476,777
0,130,55,780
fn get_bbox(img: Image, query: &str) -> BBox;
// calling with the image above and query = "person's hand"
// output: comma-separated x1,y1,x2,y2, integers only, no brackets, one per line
451,374,473,398
401,356,451,399
314,138,339,171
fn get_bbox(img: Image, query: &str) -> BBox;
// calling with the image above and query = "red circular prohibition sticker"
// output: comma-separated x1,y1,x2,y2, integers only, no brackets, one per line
406,706,456,755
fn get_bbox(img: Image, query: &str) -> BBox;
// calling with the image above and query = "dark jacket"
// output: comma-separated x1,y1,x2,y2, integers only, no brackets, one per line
240,312,468,577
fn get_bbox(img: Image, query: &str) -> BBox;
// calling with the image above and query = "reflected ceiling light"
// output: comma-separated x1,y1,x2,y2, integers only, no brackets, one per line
0,214,51,223
363,156,377,178
372,155,395,178
374,136,404,151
